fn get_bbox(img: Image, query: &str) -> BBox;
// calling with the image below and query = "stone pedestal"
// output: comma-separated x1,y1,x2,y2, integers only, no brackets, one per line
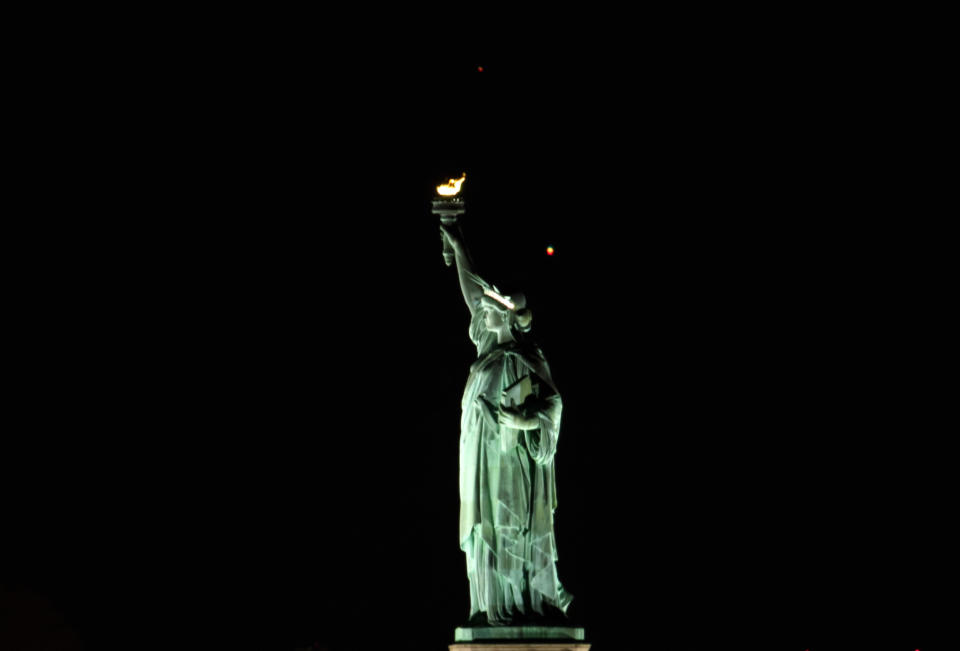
450,626,590,651
450,646,590,651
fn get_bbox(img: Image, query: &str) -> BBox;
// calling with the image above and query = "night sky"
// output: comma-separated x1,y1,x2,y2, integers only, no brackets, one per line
3,16,953,651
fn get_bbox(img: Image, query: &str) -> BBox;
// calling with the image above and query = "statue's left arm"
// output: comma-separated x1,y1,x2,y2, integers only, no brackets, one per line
497,394,558,432
520,391,562,465
498,350,564,464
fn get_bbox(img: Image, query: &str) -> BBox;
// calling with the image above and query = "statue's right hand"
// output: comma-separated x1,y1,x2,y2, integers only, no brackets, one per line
439,224,463,253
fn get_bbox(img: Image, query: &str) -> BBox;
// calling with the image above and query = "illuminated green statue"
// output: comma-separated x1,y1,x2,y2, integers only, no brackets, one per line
441,224,573,626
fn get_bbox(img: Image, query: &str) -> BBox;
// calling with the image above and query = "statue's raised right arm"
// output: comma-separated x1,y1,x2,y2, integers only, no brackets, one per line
440,223,483,317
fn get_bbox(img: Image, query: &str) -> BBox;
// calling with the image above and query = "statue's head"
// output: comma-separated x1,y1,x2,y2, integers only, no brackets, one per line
481,291,532,336
466,270,533,338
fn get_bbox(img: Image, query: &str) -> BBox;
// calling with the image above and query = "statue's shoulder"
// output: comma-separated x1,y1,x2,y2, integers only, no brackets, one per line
508,341,547,372
516,340,546,362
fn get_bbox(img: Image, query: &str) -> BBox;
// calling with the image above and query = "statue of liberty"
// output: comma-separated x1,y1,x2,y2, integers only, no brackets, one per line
440,223,574,627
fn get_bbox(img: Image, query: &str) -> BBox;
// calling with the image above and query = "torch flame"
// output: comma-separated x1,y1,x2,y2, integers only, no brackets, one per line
436,173,466,197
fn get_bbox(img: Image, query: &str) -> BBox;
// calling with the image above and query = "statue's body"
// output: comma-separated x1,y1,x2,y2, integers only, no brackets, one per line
442,224,573,626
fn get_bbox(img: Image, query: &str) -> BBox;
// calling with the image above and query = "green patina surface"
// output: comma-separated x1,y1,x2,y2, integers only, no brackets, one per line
455,626,586,642
442,218,574,628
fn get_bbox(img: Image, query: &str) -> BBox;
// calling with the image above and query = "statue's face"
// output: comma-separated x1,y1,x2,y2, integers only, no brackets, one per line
483,307,507,333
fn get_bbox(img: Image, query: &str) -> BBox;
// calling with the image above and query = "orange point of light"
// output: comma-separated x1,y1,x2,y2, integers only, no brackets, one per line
477,66,484,72
546,246,555,256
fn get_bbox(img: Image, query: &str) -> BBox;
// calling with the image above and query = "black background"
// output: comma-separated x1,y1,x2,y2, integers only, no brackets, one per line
3,10,953,651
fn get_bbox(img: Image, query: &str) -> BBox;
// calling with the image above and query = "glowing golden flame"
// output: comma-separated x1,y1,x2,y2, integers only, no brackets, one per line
436,173,466,197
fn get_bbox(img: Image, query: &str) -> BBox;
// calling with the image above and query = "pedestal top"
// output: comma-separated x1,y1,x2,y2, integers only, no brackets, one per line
450,646,590,651
455,626,586,642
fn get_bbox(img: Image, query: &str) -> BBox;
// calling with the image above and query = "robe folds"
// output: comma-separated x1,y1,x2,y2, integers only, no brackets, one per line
459,307,573,625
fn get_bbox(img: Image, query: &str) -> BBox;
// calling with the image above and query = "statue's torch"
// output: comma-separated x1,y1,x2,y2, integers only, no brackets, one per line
432,173,466,266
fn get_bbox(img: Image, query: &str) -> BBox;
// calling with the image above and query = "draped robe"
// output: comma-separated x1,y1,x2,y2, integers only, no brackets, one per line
459,307,573,625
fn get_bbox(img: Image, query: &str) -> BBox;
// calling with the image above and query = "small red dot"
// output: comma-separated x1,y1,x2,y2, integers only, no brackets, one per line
546,246,555,256
477,66,484,72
